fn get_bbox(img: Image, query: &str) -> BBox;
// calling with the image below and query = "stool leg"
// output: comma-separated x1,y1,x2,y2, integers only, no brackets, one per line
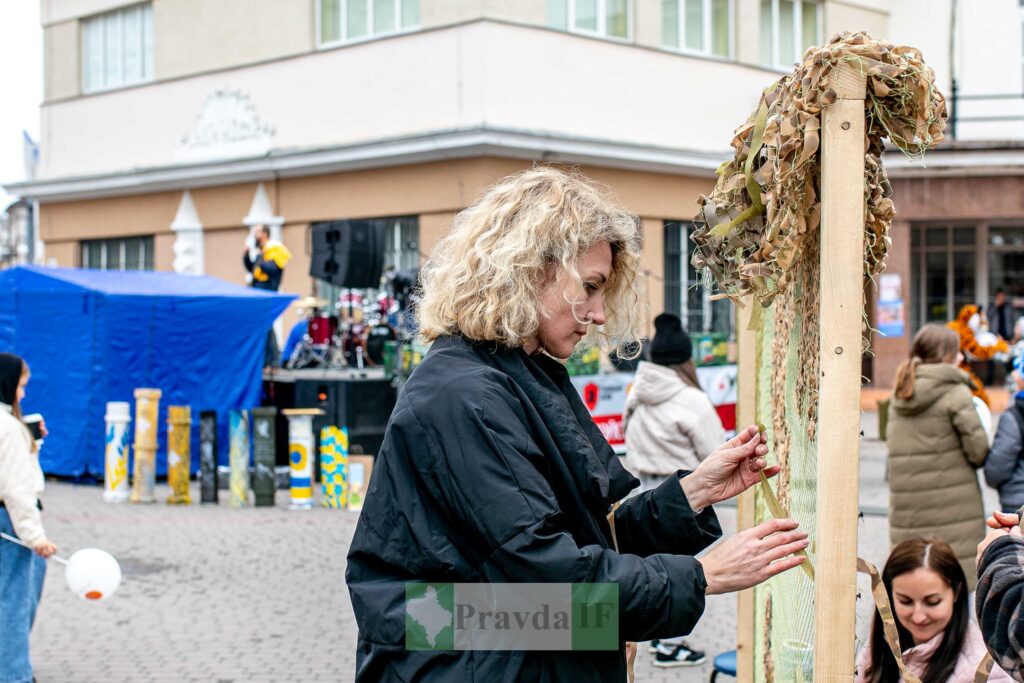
710,673,718,683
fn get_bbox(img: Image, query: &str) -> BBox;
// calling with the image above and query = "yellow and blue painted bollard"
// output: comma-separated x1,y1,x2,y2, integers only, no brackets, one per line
130,388,161,504
228,410,251,508
320,426,349,509
103,402,131,503
166,406,192,505
282,409,324,510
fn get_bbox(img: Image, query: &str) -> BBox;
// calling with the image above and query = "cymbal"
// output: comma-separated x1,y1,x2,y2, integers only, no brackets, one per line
297,295,329,309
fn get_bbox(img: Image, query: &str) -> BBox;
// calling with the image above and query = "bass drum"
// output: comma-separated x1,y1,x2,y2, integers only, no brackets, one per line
308,315,337,346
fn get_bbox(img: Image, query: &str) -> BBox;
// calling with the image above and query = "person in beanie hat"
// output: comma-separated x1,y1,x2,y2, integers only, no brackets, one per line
0,353,56,683
624,313,725,668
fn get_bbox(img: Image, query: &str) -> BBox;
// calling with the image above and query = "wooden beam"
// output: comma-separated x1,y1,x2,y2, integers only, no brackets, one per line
814,62,866,682
735,296,758,683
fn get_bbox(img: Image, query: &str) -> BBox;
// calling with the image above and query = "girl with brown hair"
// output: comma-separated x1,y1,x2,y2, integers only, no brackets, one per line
856,538,1010,682
887,324,990,587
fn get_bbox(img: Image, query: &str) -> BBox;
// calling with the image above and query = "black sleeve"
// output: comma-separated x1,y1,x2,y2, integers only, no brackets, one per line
412,382,711,642
977,535,1024,683
255,256,281,279
612,472,722,558
243,251,255,272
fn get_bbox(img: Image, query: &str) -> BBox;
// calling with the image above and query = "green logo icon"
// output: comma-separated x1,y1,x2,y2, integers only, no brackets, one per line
405,583,455,650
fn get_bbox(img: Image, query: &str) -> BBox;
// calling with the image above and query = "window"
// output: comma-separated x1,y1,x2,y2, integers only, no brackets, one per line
80,237,154,271
81,3,153,93
318,0,420,46
662,0,731,57
909,225,976,331
664,221,733,339
546,0,630,40
759,0,818,68
908,223,1024,337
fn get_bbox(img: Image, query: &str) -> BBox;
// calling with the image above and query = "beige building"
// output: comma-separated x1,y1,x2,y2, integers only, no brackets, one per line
8,0,1024,386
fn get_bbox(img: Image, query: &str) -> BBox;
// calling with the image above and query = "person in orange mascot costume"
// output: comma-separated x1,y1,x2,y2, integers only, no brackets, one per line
947,304,1010,406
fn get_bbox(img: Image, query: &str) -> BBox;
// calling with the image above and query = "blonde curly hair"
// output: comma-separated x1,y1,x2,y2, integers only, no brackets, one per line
418,166,646,357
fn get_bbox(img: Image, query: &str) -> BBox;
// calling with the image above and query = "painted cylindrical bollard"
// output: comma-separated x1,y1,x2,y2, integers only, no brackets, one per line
228,410,251,508
199,410,218,504
166,406,192,505
103,402,132,503
320,426,349,509
130,388,161,504
283,409,324,510
252,407,277,507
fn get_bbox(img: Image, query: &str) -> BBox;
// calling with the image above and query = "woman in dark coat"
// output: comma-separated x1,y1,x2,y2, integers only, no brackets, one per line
345,167,808,682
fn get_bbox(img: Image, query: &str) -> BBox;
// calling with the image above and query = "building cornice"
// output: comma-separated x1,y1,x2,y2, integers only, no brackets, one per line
883,144,1024,178
4,127,730,203
7,127,1024,203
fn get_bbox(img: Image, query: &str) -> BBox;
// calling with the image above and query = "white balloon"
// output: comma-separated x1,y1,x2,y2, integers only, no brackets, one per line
64,548,121,601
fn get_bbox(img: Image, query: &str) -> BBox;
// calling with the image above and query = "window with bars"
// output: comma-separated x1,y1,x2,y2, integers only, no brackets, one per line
909,223,1024,336
663,221,733,338
81,3,153,93
662,0,731,58
758,0,819,69
80,236,154,271
318,0,420,46
547,0,630,40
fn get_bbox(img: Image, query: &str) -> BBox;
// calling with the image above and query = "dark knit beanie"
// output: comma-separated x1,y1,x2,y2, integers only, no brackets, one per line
650,313,692,366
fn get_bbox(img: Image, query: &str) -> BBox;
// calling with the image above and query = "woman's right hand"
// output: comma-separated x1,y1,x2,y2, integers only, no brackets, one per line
33,539,57,558
698,518,807,595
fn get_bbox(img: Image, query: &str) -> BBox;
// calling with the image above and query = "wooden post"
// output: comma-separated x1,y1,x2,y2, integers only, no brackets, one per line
814,62,866,681
735,296,757,683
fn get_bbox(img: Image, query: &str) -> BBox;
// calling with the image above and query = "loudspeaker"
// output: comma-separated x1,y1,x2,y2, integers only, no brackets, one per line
293,377,396,478
309,220,386,288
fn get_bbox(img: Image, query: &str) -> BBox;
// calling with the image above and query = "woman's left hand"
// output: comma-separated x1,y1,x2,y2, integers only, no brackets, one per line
680,425,779,510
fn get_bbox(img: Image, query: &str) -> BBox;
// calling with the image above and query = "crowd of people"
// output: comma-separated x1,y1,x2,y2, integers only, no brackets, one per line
7,166,1024,682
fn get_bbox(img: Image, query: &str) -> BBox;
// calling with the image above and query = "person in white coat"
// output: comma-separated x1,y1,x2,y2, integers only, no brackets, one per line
0,353,56,683
624,312,726,668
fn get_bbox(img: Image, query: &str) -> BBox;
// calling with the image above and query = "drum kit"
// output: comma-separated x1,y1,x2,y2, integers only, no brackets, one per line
286,293,398,371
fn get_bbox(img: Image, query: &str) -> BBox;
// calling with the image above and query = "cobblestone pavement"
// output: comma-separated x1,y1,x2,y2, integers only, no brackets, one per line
28,413,1003,682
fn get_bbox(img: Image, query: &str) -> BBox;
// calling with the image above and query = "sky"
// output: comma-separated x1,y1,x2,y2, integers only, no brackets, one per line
0,0,42,212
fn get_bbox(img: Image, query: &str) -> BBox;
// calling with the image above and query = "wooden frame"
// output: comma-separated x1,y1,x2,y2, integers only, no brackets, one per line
734,62,865,681
735,298,757,682
813,62,866,680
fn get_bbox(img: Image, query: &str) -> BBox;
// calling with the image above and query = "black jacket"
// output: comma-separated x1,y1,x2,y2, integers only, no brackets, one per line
977,534,1024,682
243,250,283,292
345,336,721,682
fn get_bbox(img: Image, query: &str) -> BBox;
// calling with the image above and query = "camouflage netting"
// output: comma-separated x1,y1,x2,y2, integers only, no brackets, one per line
691,31,947,442
692,30,946,311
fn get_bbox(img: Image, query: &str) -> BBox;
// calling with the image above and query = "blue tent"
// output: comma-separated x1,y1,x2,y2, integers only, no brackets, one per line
0,266,294,478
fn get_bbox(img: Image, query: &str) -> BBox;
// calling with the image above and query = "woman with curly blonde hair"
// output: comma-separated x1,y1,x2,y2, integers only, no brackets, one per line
346,166,807,682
